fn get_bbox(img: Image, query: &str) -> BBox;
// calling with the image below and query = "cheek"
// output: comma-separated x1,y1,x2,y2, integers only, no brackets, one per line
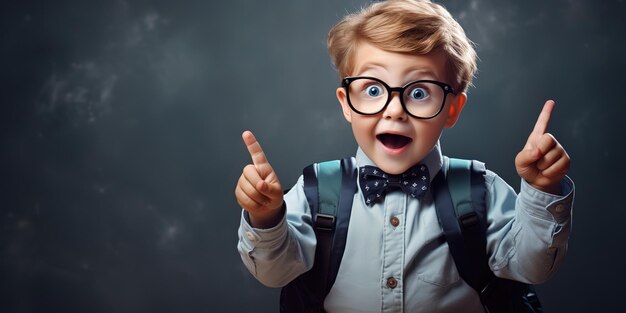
429,111,449,129
412,117,447,141
351,118,377,144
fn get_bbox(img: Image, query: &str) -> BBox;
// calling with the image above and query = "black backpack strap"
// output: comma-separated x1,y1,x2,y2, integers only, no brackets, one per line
432,158,494,294
280,157,357,312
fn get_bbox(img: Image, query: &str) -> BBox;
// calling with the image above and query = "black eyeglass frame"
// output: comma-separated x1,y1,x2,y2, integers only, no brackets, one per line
341,76,457,119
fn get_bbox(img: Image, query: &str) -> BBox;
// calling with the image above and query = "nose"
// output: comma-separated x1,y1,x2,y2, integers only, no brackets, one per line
383,93,407,121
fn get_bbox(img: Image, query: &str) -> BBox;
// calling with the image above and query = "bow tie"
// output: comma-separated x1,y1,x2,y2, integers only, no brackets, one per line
359,164,430,206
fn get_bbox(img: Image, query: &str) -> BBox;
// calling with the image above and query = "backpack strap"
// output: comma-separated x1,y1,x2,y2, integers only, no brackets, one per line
432,157,494,295
280,157,357,312
434,158,544,313
306,158,358,293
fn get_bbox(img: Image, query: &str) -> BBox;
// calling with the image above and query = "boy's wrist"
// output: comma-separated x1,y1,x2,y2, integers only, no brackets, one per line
529,181,562,196
248,202,286,229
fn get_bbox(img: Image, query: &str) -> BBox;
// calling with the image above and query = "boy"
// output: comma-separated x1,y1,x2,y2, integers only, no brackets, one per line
235,0,574,312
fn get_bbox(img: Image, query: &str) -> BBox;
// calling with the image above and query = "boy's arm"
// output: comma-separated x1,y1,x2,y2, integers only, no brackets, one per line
235,131,316,287
486,100,574,283
237,176,316,288
485,172,574,284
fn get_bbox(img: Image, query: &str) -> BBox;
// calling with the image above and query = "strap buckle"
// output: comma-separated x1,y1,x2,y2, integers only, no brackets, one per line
315,213,336,231
459,209,479,228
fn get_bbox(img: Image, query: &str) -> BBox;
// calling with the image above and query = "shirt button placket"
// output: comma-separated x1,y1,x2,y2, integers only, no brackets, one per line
381,192,405,312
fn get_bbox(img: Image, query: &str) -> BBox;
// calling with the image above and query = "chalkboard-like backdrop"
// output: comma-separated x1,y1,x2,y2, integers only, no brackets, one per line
1,0,624,312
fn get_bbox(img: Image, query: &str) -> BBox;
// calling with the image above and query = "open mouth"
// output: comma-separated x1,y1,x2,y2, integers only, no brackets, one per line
376,133,413,150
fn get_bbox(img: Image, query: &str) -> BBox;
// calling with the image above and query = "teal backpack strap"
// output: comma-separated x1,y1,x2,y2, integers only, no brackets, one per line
448,158,492,292
447,159,478,227
280,157,357,313
433,157,492,298
316,160,342,229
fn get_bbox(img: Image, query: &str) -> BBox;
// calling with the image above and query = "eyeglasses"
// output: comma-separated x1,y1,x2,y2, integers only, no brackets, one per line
341,76,456,119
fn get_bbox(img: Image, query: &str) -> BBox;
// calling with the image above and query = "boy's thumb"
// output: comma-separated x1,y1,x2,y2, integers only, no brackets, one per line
516,147,542,169
256,180,268,193
257,179,280,198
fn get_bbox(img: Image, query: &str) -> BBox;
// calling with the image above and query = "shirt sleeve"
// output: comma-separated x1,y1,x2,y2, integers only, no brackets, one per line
236,175,317,288
485,171,575,284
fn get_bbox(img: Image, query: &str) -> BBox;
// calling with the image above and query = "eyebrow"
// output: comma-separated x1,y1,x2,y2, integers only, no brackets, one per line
404,68,439,80
354,63,386,75
355,65,441,84
354,62,439,78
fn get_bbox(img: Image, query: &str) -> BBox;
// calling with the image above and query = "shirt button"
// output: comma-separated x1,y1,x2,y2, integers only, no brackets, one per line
390,216,400,227
245,231,256,241
555,204,565,213
386,277,398,289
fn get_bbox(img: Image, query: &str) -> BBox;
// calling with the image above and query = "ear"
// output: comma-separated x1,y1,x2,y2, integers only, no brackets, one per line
444,92,466,128
336,87,352,123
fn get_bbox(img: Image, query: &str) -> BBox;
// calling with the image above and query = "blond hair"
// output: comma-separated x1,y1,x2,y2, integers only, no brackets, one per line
328,0,477,93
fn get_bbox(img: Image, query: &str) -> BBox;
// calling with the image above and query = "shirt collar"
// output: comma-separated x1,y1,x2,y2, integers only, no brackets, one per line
355,141,443,184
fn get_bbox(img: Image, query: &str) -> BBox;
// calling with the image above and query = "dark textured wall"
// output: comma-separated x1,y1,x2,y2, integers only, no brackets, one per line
1,0,624,312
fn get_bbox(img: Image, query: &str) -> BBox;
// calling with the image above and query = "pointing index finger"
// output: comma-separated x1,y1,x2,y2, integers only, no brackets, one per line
531,100,555,136
242,130,269,167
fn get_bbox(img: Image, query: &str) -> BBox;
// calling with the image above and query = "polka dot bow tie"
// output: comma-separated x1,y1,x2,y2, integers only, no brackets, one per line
358,164,430,206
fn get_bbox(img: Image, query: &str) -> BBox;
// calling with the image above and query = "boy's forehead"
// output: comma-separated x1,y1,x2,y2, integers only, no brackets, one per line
351,42,448,82
357,63,440,81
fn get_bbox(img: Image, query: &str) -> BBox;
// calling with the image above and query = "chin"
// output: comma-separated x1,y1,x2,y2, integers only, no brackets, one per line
372,158,413,175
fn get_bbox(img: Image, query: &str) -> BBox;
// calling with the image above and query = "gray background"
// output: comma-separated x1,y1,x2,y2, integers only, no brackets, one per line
1,0,625,312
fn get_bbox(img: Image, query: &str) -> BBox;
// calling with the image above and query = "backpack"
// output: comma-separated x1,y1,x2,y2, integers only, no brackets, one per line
279,157,543,313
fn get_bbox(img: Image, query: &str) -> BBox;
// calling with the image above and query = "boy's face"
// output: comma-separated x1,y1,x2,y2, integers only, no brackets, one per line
336,42,467,174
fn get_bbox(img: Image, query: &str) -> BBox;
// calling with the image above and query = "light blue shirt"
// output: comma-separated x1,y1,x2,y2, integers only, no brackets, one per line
238,143,575,312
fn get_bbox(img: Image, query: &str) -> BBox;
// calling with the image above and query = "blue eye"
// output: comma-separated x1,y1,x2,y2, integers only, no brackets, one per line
366,85,383,97
409,87,429,100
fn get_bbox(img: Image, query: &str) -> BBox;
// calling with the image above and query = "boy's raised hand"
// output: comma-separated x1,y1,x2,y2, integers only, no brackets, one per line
235,131,284,228
515,100,570,194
